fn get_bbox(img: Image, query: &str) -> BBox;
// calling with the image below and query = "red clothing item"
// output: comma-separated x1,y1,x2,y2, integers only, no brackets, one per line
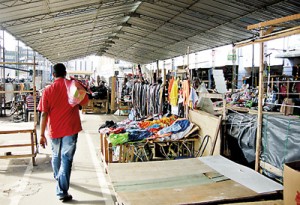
182,80,190,106
38,78,85,139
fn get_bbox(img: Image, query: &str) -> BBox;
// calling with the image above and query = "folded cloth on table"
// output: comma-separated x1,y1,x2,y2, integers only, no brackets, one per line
170,123,194,140
109,133,129,146
128,130,152,141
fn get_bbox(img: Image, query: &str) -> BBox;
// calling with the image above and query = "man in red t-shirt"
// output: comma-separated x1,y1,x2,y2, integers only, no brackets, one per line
38,63,88,202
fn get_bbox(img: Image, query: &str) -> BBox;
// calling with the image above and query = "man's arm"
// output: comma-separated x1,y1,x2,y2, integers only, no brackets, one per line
39,112,48,148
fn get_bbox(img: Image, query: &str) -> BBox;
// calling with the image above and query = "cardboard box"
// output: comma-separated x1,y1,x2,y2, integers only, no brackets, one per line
284,161,300,205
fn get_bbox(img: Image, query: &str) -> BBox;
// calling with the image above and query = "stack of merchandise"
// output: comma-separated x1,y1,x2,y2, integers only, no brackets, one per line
98,115,195,146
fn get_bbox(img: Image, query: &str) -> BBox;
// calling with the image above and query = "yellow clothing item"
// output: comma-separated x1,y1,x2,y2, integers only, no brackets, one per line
169,79,179,106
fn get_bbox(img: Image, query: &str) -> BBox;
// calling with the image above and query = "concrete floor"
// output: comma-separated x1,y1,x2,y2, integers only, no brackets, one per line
0,113,127,205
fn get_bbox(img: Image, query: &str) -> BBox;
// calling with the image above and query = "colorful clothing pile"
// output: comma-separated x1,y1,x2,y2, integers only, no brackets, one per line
99,116,193,145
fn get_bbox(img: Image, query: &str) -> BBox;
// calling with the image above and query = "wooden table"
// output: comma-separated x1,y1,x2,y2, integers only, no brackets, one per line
100,133,199,172
99,133,114,172
0,122,38,165
108,156,283,205
82,98,109,114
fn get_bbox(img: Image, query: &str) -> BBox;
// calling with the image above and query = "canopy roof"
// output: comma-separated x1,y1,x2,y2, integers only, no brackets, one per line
0,0,299,64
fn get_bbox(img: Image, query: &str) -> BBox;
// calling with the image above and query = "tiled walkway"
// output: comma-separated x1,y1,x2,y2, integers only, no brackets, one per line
0,113,126,205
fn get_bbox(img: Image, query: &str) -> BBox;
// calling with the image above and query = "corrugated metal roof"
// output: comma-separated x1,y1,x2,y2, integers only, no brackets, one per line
0,0,299,64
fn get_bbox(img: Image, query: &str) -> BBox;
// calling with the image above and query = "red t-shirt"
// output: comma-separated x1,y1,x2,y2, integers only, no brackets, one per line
38,78,84,139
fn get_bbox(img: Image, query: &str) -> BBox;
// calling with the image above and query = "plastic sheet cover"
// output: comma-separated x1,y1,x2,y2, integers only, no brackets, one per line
261,114,300,177
226,113,257,163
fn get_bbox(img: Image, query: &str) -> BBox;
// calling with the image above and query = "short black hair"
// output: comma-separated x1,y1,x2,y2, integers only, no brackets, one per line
53,63,66,77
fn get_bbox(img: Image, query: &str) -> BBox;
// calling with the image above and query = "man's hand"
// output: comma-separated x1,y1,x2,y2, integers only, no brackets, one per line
40,135,47,149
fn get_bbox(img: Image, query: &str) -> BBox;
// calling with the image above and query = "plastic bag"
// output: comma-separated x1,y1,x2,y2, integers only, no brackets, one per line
64,79,87,107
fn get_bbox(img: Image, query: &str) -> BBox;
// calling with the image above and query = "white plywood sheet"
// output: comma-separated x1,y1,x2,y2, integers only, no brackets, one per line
198,155,283,193
212,69,227,93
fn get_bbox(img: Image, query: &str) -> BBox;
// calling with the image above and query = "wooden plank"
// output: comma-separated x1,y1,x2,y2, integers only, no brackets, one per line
260,161,283,177
227,105,249,113
223,200,283,205
256,27,300,42
0,143,34,148
189,110,221,156
0,154,36,159
255,40,264,172
109,158,213,182
108,159,278,205
247,14,300,30
209,115,222,155
197,92,223,99
0,130,35,134
199,156,283,193
235,26,300,47
248,109,283,115
0,122,35,134
115,180,259,205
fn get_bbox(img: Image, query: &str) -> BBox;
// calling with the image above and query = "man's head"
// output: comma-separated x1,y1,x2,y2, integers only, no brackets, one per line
53,63,67,78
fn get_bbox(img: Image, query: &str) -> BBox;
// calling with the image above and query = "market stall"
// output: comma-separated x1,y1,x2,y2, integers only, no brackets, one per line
99,116,202,171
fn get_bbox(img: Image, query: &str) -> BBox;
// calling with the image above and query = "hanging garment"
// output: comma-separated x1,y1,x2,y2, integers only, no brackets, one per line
189,87,199,109
169,79,179,106
147,84,151,115
168,77,174,101
182,80,190,106
141,84,146,116
178,102,184,118
139,83,143,114
158,84,165,115
155,84,161,114
280,84,287,98
149,84,156,115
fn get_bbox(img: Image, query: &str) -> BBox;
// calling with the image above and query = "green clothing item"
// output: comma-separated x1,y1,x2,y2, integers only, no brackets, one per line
109,133,129,146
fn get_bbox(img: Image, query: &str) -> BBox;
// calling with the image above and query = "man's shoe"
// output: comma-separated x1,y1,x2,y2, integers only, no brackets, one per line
59,194,73,202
